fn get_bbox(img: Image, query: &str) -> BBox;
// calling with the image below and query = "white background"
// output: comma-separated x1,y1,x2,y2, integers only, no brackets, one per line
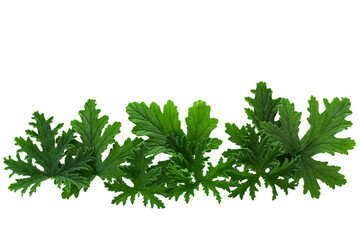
0,1,359,239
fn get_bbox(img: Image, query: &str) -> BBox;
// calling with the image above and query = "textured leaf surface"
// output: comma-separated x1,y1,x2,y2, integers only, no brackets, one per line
166,135,232,203
224,124,298,200
185,100,218,144
300,157,346,198
300,97,355,156
97,137,143,179
261,99,301,155
71,99,121,170
63,100,141,199
127,100,229,203
4,112,92,196
245,81,282,130
126,100,184,154
105,144,166,208
261,97,355,198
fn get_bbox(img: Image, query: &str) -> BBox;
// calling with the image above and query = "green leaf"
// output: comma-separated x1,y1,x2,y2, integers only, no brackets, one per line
71,99,121,170
186,100,218,144
4,112,92,196
166,134,207,179
245,81,282,130
143,190,166,208
263,158,300,200
261,96,355,198
105,143,167,209
126,99,226,203
300,97,355,156
224,124,298,200
261,99,302,155
160,101,230,203
202,158,235,203
63,99,142,199
8,175,49,196
126,100,184,154
97,137,143,179
170,182,199,203
299,157,346,199
166,162,193,184
228,175,260,200
224,123,247,146
166,134,232,203
55,148,94,192
206,137,223,152
106,179,138,206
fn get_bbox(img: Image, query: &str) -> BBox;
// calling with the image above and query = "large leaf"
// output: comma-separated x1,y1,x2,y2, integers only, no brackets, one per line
261,97,355,198
126,100,184,154
4,112,92,196
62,99,142,199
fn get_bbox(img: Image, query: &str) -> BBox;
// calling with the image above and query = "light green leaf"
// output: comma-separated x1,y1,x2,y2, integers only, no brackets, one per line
127,100,184,154
186,100,218,144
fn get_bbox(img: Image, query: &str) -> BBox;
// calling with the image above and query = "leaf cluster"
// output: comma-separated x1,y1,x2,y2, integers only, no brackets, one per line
4,82,355,208
224,82,355,199
123,100,233,204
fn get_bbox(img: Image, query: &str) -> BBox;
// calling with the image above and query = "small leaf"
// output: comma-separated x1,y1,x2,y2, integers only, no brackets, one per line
244,81,282,130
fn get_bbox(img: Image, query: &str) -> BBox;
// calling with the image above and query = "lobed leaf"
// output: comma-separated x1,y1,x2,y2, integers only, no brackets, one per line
4,112,92,196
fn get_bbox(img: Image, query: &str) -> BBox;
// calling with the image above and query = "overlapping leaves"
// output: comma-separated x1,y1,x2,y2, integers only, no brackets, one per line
245,82,355,198
3,82,355,206
62,99,142,199
105,143,167,208
4,112,93,196
127,100,232,203
261,97,355,198
224,124,299,200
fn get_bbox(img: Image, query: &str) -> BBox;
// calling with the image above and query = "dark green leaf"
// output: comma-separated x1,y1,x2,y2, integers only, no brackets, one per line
4,112,92,196
244,81,282,130
105,144,167,209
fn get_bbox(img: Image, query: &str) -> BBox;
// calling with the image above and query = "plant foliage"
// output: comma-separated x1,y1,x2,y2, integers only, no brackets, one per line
4,82,355,206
